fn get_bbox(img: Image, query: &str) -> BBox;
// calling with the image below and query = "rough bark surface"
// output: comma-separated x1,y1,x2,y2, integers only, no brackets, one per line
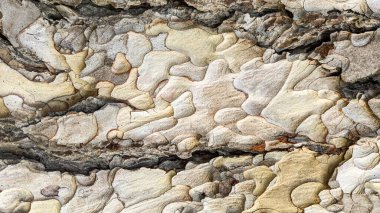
1,0,380,212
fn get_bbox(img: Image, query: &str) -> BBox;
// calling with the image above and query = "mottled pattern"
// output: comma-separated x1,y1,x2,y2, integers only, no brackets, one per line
1,0,380,212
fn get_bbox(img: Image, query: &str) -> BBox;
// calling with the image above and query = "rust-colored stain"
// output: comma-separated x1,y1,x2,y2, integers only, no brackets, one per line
315,43,334,57
276,133,298,144
250,143,265,152
277,135,290,143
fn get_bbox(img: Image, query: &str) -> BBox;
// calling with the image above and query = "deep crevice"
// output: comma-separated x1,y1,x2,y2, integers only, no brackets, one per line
0,137,347,175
